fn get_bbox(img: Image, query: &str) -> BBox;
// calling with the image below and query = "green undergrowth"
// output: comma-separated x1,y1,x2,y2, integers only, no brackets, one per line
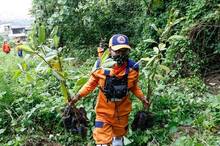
0,52,219,145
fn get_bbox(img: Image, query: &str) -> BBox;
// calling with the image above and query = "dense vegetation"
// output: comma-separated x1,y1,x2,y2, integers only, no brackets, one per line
0,0,220,145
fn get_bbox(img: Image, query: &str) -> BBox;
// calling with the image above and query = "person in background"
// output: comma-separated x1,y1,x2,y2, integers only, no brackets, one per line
69,34,149,146
97,39,105,59
2,40,11,54
16,40,23,57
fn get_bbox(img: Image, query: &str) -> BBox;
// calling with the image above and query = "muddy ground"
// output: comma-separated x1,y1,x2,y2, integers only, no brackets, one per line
204,72,220,94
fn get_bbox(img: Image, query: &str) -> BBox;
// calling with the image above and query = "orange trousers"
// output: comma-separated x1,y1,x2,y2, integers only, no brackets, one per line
93,114,128,145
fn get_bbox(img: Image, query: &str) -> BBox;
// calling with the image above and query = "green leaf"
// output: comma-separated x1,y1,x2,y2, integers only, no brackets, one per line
38,25,46,44
13,70,22,79
152,0,163,9
172,17,186,26
16,45,35,53
168,35,186,42
35,61,45,72
58,0,67,5
17,63,23,71
101,59,116,68
53,35,60,48
153,47,159,54
61,82,69,102
45,51,58,62
143,39,157,44
73,76,88,92
101,49,110,64
124,136,132,145
155,74,164,80
159,64,170,74
75,77,88,86
22,62,28,71
45,55,57,62
150,23,159,34
26,107,38,119
146,56,157,67
52,70,65,81
50,26,59,38
0,129,6,135
26,73,34,82
42,45,52,52
169,126,178,134
140,57,151,62
158,43,166,50
160,26,171,39
63,58,75,61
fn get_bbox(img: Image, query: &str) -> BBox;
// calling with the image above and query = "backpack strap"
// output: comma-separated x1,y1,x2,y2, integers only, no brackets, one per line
91,59,102,73
96,58,101,68
125,63,130,75
128,59,139,71
104,69,110,76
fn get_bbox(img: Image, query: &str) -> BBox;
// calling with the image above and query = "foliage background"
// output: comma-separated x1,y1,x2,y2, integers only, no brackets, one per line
0,0,220,145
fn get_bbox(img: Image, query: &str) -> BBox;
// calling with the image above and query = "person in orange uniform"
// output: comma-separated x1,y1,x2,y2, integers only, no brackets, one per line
69,34,149,146
2,40,11,54
97,41,105,59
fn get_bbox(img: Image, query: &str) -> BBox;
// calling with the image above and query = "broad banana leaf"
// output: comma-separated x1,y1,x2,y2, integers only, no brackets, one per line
101,49,110,64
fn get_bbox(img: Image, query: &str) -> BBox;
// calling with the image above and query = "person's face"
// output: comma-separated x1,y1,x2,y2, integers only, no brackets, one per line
110,48,130,58
109,47,130,66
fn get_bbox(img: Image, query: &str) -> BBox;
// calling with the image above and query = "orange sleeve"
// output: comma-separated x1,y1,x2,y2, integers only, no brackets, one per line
77,73,99,98
130,81,145,101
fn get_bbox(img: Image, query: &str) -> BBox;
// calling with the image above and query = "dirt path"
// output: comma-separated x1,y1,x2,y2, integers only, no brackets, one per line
204,73,220,94
25,139,62,146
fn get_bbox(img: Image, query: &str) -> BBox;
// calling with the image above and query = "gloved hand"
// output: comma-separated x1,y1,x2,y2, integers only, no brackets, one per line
68,94,81,106
99,39,105,48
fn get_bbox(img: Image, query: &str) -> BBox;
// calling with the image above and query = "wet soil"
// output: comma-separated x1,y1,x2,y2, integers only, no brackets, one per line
204,72,220,94
171,125,198,140
25,138,62,146
131,111,155,131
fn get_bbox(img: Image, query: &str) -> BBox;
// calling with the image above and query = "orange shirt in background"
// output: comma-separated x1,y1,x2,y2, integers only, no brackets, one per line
2,43,11,53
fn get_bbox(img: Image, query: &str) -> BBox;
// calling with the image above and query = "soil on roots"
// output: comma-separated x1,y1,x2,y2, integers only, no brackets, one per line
131,111,155,131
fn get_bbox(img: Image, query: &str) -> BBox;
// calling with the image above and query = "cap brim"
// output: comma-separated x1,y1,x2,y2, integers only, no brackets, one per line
111,45,131,51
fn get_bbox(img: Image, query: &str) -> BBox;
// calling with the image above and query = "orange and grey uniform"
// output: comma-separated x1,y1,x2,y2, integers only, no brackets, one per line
77,59,145,144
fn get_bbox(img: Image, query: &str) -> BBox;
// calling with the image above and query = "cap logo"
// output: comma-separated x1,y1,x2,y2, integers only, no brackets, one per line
117,36,126,44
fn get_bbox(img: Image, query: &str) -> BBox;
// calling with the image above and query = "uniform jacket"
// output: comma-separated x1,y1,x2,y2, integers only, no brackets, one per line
78,59,144,117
